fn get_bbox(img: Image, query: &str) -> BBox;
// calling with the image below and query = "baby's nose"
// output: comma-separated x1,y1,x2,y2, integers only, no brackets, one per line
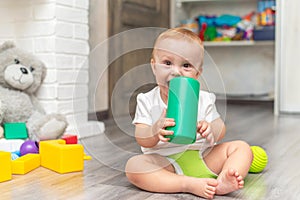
20,67,28,74
171,65,181,77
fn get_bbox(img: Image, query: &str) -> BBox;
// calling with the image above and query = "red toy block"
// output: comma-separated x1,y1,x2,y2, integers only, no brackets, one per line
61,134,78,144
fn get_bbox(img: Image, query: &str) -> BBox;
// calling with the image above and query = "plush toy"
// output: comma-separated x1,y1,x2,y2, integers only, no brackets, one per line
0,41,68,141
0,125,3,138
0,100,3,138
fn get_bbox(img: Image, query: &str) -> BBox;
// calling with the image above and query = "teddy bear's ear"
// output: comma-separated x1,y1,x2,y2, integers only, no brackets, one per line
0,41,16,53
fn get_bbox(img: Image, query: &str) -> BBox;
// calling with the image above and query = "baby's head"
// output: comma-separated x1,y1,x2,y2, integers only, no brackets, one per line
151,28,204,100
152,27,204,71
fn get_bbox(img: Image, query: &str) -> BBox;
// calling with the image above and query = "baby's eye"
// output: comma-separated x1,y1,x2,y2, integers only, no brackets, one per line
30,66,35,72
183,63,191,68
164,60,172,65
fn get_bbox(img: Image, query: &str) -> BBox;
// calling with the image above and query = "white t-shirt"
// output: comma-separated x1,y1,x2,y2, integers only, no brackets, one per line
132,86,220,156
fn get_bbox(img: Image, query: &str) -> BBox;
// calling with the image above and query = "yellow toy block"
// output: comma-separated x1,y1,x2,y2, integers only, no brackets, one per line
39,139,84,174
12,154,40,175
84,154,92,160
0,151,12,182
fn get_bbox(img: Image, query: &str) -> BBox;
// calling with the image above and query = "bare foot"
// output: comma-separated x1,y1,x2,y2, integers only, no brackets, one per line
216,169,244,195
183,176,218,199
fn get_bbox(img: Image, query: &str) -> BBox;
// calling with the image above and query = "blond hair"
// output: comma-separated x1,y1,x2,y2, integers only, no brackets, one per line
152,27,204,68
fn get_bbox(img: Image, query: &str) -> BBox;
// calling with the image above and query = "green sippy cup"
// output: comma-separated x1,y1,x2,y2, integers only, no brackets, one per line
165,76,200,144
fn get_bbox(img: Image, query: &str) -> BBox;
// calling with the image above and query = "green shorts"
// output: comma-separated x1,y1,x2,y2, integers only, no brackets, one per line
167,150,218,179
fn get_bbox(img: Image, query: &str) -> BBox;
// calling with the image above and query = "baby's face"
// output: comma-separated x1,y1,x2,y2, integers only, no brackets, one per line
151,38,203,100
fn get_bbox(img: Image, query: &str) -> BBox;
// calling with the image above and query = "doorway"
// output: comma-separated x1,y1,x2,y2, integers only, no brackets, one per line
108,0,170,119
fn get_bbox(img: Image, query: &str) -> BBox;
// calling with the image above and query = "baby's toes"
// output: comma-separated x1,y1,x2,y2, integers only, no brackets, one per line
207,185,216,193
206,183,217,198
233,170,240,177
228,168,236,176
237,175,243,181
205,190,215,199
238,180,244,188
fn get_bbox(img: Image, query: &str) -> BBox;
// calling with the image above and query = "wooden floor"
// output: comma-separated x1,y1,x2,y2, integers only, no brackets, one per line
1,102,300,199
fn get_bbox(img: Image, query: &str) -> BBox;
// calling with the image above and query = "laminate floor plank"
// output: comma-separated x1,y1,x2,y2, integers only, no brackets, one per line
1,103,300,199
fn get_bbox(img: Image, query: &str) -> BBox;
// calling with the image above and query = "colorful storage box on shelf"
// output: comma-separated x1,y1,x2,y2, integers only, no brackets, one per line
253,26,275,41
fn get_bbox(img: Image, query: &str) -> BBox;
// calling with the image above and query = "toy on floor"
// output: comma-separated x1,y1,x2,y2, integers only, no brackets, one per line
4,122,28,139
11,151,20,160
39,139,84,174
0,151,12,182
61,134,92,159
20,140,39,156
61,134,78,144
12,153,40,175
0,135,91,182
249,146,268,173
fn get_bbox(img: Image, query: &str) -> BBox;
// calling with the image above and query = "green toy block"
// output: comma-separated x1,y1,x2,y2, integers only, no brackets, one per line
4,122,28,139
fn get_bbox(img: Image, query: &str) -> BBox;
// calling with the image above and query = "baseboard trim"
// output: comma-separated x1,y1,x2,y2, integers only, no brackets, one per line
88,110,109,121
225,99,274,106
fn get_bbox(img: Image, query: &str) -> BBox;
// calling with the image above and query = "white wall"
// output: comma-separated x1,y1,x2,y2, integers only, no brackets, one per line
0,0,104,137
276,0,300,114
88,0,108,113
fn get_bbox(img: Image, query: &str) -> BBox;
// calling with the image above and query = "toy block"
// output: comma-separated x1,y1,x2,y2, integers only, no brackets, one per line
39,139,84,174
83,154,92,160
0,138,24,152
12,154,40,175
0,151,12,182
61,134,78,144
11,152,20,160
4,122,28,139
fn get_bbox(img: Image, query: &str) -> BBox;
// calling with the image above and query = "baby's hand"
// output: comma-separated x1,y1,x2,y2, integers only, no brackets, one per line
197,120,214,146
152,109,175,142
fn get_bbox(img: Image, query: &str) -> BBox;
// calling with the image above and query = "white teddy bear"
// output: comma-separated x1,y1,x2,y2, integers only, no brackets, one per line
0,41,67,141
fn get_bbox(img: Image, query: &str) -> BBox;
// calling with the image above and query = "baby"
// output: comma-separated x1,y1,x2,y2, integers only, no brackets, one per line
125,27,253,199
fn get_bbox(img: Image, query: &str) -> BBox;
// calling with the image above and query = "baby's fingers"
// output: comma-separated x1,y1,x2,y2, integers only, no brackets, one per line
158,134,170,142
164,118,175,128
160,109,175,127
206,133,215,146
158,129,174,142
201,125,211,138
198,122,208,133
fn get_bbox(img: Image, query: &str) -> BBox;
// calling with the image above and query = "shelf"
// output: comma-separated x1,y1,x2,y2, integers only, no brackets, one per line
177,0,253,3
203,40,274,47
215,93,274,101
173,0,276,102
175,0,255,8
